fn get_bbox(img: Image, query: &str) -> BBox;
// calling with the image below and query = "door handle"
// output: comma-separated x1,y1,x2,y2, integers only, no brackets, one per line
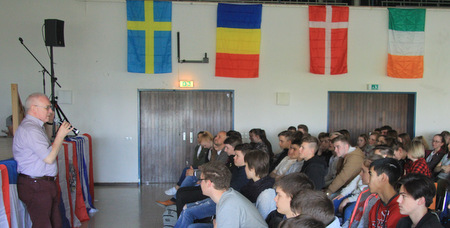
183,132,186,141
190,132,193,143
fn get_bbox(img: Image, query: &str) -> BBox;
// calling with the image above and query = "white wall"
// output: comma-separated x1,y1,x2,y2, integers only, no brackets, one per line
1,0,449,183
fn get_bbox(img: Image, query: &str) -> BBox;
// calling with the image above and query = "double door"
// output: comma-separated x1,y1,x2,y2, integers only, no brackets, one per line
139,90,233,184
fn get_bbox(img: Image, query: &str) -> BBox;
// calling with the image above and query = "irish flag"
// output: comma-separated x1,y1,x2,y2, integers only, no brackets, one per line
387,8,426,79
215,3,262,78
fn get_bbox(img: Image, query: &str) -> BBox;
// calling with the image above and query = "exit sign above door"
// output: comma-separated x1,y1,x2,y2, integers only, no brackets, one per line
367,84,380,90
179,80,194,88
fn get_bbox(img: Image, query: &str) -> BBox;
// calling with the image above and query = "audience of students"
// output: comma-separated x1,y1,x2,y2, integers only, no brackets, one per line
159,126,450,228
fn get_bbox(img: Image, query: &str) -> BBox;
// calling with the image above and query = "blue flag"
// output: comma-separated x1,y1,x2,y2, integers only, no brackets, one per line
127,0,172,74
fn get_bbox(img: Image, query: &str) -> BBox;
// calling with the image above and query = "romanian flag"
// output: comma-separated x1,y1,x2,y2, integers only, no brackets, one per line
127,0,172,74
387,8,425,79
309,5,349,75
215,3,262,78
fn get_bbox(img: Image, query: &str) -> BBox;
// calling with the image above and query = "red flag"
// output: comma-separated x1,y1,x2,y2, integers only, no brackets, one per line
309,5,349,75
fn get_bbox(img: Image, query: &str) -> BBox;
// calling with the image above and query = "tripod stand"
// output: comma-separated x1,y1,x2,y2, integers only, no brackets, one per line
19,37,79,137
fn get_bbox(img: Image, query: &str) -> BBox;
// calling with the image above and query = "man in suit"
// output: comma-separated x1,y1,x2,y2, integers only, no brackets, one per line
192,131,210,167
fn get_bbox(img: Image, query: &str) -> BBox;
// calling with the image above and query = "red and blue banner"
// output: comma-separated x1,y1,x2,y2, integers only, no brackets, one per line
215,3,262,78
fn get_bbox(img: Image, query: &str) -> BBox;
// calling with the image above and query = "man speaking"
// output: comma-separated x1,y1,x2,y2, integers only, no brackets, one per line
13,93,73,227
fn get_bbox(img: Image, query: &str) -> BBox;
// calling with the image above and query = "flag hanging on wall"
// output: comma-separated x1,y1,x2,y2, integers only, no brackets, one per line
215,3,262,78
387,8,425,79
309,5,349,75
127,0,172,74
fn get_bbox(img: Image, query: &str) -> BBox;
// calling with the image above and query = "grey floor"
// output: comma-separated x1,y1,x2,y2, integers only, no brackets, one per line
87,183,173,228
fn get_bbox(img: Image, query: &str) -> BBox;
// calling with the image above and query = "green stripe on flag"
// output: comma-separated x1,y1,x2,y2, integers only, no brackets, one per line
389,8,425,32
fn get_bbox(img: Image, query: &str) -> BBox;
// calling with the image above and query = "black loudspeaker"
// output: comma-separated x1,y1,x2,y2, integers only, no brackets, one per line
45,19,65,47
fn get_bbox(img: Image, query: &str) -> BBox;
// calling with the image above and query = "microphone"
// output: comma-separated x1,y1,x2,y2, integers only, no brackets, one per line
19,37,23,44
57,120,80,135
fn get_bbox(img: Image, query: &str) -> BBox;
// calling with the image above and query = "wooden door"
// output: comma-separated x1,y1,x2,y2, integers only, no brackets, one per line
328,92,415,145
139,90,233,184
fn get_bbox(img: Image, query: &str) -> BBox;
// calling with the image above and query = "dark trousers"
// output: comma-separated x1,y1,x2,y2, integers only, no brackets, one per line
175,186,208,216
17,175,62,228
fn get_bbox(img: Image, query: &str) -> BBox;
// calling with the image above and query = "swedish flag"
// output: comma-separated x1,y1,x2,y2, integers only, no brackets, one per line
127,0,172,74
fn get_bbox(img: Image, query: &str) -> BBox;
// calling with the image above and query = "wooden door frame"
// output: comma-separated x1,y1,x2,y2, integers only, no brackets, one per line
327,91,417,139
137,89,235,184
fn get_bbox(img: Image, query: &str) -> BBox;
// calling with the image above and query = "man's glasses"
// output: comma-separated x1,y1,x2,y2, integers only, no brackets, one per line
34,105,52,111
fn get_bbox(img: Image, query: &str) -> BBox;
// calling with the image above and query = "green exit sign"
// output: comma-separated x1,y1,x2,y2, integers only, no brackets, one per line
179,80,194,88
367,84,379,90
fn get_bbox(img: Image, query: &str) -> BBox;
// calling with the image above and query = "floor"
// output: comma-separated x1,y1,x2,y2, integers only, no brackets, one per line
86,183,173,228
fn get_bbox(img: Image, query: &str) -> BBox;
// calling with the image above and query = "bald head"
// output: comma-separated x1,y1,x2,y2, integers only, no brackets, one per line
214,131,227,147
25,93,53,123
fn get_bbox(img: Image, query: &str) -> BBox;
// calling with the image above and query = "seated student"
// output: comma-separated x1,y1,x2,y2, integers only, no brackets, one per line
283,139,305,175
425,133,447,174
270,135,300,179
159,134,240,207
297,124,309,135
317,132,333,166
404,140,432,177
393,140,410,171
341,154,384,228
373,145,394,158
326,135,365,196
387,129,398,139
414,136,431,151
357,134,369,156
380,125,393,136
324,132,342,188
287,126,297,132
298,136,327,190
266,173,314,228
396,173,443,228
209,131,228,164
240,150,276,219
368,158,406,228
397,133,412,149
442,130,450,145
368,132,380,148
249,128,274,164
198,161,267,228
163,131,213,197
193,131,210,167
279,214,325,228
433,142,450,210
174,143,252,227
290,189,340,228
270,131,294,173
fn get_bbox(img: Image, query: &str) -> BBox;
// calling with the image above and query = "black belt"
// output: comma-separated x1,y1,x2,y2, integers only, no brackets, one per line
19,173,56,181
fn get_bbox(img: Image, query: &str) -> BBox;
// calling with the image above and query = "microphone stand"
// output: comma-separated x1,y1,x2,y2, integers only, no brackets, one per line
18,37,61,89
18,37,78,137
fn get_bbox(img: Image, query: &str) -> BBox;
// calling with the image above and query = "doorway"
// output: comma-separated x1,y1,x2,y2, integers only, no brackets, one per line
139,90,234,184
328,92,415,145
